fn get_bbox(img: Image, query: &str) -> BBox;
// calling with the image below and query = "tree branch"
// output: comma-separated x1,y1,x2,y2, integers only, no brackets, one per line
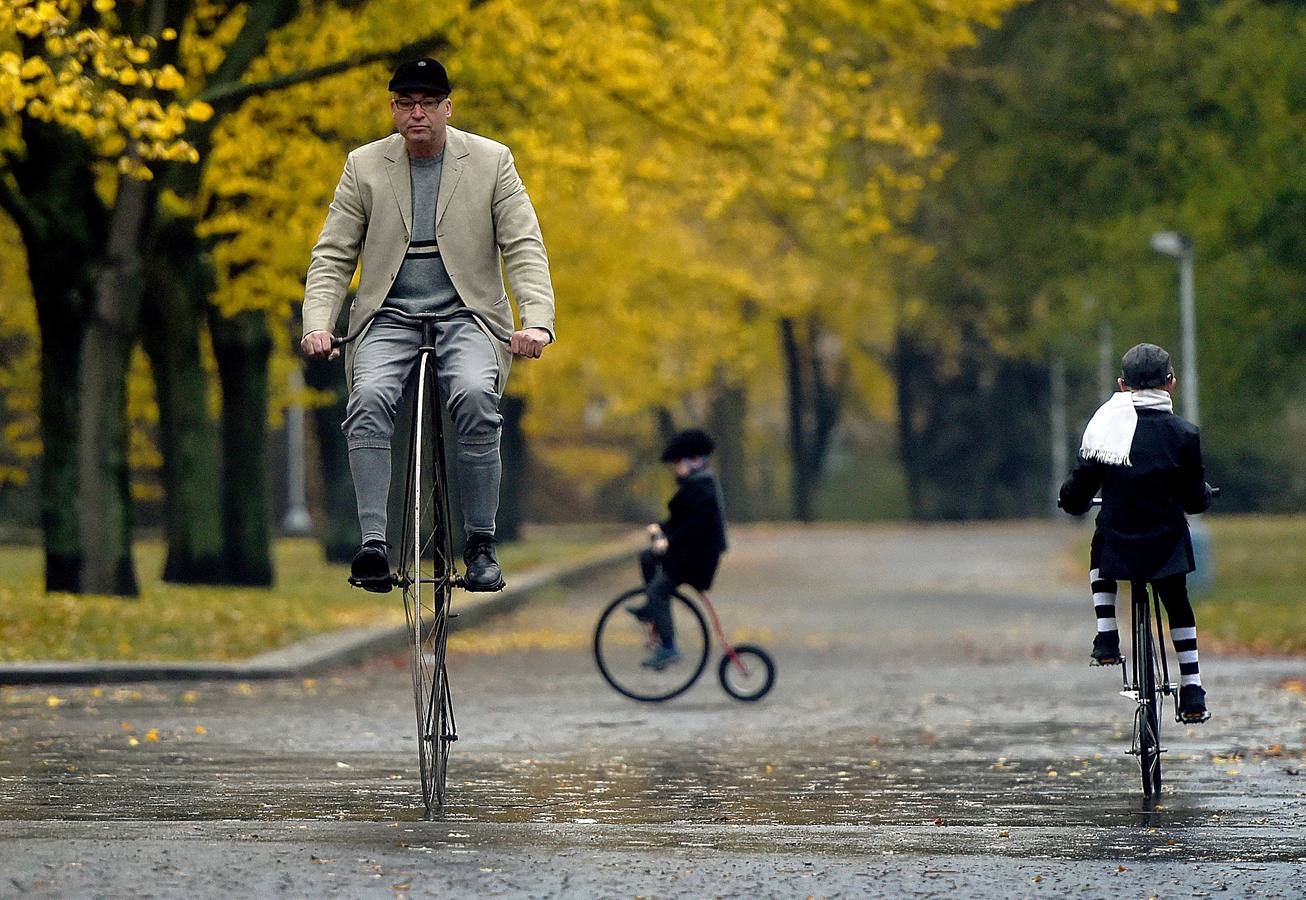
0,169,44,241
198,28,470,115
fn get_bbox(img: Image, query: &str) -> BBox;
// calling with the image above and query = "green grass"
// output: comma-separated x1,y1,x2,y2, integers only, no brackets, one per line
0,524,628,663
1201,515,1306,654
1067,514,1306,655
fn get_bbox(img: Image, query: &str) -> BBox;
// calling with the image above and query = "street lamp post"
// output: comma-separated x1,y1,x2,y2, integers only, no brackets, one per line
1149,231,1198,424
1150,230,1209,589
283,366,313,537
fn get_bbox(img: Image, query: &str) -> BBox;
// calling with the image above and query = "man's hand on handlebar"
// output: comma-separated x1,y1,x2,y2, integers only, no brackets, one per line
301,330,339,361
509,327,551,359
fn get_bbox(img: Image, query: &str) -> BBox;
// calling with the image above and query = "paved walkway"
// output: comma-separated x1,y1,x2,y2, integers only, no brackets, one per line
2,523,1303,897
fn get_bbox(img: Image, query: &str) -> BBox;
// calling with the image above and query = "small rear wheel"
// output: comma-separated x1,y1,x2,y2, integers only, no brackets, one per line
717,644,775,701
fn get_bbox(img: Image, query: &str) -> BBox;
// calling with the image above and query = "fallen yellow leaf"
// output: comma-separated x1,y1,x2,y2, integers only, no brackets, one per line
46,695,62,708
127,736,139,747
194,725,207,735
144,729,160,742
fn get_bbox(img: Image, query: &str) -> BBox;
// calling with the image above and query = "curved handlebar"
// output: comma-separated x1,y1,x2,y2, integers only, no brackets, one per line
329,307,514,349
1057,485,1221,509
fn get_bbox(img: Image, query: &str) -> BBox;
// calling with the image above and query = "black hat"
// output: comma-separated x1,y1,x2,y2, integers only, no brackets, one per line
660,429,715,462
1121,342,1174,389
388,58,451,95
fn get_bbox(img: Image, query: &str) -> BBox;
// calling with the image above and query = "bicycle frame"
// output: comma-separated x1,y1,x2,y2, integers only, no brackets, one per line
695,590,753,677
1118,585,1181,715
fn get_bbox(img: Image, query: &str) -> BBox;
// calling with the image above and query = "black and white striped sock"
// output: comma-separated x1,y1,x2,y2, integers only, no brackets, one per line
1090,567,1118,636
1171,626,1202,687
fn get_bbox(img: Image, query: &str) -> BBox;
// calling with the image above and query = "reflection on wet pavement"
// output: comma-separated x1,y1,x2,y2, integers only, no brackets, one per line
3,720,1303,861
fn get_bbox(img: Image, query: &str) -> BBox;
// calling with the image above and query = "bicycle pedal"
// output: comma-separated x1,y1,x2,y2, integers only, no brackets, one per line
347,574,395,594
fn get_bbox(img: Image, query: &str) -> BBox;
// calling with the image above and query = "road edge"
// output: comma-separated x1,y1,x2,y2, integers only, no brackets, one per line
0,532,645,686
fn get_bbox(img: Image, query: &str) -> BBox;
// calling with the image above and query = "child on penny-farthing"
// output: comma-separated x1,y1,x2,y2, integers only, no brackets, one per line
629,429,729,671
1060,342,1213,722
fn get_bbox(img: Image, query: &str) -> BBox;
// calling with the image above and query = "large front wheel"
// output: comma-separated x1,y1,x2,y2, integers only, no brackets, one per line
594,588,710,702
1132,584,1162,799
399,355,458,816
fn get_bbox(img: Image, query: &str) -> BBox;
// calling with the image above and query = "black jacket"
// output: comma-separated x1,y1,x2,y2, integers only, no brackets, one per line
1060,408,1212,581
660,470,728,590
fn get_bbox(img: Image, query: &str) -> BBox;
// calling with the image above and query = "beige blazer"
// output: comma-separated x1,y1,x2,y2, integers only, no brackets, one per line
302,127,556,391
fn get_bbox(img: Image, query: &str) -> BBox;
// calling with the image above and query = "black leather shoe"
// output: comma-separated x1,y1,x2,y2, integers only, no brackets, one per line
349,540,392,593
1091,631,1122,666
1178,684,1209,722
462,533,505,592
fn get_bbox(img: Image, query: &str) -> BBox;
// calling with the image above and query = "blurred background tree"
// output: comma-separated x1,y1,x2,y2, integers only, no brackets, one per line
2,0,1300,599
901,0,1306,517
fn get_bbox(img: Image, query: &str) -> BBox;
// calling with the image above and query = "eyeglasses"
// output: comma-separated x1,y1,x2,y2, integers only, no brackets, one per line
394,97,447,113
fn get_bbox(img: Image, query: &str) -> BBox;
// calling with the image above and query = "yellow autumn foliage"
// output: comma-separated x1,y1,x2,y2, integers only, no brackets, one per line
0,0,1177,498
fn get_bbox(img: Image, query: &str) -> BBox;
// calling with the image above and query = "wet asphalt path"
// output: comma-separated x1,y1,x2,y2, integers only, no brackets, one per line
2,524,1304,897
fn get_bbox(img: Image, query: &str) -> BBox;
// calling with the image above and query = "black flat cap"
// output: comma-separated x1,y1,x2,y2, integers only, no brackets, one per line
1121,342,1174,389
661,429,716,462
389,58,451,94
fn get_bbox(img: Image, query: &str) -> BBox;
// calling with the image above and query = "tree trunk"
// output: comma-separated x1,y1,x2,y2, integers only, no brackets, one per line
209,310,274,585
304,343,356,564
78,174,154,595
892,329,927,518
497,394,527,541
140,224,224,582
708,380,750,522
33,290,85,592
780,318,814,521
779,315,846,523
3,121,105,592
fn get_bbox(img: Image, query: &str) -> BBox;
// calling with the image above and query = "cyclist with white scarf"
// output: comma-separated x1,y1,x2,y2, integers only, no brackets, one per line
1060,343,1214,722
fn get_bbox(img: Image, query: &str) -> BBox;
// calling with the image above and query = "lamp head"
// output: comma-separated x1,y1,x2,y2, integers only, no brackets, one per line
1150,231,1192,259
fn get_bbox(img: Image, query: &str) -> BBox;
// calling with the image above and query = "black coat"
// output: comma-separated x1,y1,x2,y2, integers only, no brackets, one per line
1060,408,1212,581
660,471,728,590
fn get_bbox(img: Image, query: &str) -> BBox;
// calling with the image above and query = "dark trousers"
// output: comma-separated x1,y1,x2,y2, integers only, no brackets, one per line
639,548,679,649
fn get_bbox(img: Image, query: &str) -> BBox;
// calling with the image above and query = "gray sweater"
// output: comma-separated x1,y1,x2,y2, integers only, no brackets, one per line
383,154,461,315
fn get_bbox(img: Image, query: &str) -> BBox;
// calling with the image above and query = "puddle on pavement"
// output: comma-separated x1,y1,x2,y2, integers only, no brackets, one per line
1,722,1301,857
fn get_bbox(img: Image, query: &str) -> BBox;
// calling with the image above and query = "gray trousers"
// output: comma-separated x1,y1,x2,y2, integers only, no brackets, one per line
343,315,502,541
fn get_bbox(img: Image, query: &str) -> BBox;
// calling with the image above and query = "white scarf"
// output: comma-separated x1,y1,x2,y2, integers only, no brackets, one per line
1079,389,1173,466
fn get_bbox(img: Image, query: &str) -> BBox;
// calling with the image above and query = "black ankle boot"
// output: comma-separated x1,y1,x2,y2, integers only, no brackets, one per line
349,539,392,593
1091,631,1121,666
1178,684,1209,722
462,532,505,592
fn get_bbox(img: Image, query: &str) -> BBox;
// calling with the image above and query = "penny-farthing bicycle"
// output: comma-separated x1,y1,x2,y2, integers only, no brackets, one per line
333,307,511,816
1068,489,1218,800
593,575,776,703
